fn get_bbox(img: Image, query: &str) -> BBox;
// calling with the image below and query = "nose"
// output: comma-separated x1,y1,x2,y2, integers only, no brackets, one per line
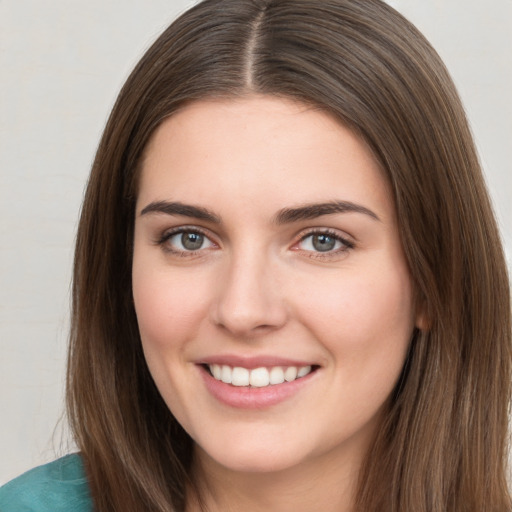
210,251,288,338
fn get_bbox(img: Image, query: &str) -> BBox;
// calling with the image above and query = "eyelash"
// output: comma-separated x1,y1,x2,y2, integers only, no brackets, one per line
156,226,215,256
295,229,354,259
155,227,354,258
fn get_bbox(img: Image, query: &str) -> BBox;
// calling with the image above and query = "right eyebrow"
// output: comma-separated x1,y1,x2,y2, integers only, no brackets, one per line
139,200,221,224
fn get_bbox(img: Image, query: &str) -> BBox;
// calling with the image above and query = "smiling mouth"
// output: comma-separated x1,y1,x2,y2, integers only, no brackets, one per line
204,364,317,388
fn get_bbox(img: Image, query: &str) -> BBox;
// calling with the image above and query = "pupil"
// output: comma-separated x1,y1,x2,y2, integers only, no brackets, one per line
312,234,335,252
182,232,203,250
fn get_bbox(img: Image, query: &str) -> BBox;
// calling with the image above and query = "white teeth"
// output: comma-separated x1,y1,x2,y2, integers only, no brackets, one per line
297,365,312,378
231,367,250,387
221,365,232,384
208,364,313,387
249,367,270,387
284,366,298,382
269,366,285,384
211,364,222,380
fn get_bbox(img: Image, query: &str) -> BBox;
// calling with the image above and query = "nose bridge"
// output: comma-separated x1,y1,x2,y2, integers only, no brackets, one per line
211,245,287,336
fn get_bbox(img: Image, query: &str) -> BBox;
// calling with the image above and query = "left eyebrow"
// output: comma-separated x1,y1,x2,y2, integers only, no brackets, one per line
274,200,380,224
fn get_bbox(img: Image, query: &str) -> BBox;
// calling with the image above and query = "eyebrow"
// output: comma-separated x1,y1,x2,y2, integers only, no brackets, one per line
274,201,380,224
140,201,221,223
139,199,380,224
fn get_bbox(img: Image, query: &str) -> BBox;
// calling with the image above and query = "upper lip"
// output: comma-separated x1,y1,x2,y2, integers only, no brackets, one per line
197,355,318,369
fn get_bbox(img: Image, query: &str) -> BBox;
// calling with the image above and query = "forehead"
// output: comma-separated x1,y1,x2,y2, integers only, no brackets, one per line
137,95,394,222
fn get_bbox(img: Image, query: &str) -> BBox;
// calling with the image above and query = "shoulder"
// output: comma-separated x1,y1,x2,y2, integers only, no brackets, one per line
0,454,92,512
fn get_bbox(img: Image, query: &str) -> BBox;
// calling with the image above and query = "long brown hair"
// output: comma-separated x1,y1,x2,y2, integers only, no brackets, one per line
66,1,512,510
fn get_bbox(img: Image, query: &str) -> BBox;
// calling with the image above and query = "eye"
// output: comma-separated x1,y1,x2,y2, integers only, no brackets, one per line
296,230,353,254
159,229,215,253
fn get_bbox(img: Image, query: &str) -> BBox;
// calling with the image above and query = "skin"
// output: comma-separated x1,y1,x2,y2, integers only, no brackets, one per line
132,95,423,511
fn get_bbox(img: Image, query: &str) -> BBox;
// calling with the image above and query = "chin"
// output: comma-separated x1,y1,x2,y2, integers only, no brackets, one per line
195,439,311,475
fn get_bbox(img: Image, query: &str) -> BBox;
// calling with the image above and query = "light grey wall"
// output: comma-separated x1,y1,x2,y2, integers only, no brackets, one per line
1,0,511,485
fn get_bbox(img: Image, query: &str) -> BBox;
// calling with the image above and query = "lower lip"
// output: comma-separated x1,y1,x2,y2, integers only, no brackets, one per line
199,366,317,409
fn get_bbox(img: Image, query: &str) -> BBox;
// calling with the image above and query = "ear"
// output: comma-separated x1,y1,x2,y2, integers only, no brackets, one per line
414,300,430,331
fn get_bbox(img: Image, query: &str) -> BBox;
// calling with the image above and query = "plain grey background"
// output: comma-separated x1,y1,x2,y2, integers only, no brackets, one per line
1,0,511,485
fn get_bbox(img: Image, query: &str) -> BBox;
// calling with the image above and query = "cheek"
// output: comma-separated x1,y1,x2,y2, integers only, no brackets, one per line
132,263,211,351
131,263,213,424
297,263,415,363
303,266,415,430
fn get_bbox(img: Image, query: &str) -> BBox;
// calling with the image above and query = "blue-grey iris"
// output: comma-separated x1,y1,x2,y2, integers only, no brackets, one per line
313,234,336,252
182,232,204,250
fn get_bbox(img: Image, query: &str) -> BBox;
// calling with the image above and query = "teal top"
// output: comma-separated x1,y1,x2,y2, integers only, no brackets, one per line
0,454,92,511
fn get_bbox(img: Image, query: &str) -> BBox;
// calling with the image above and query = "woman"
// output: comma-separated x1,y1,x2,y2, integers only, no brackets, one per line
1,0,510,511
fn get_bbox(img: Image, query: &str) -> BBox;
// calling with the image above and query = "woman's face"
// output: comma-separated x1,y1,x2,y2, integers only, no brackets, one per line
132,96,421,478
